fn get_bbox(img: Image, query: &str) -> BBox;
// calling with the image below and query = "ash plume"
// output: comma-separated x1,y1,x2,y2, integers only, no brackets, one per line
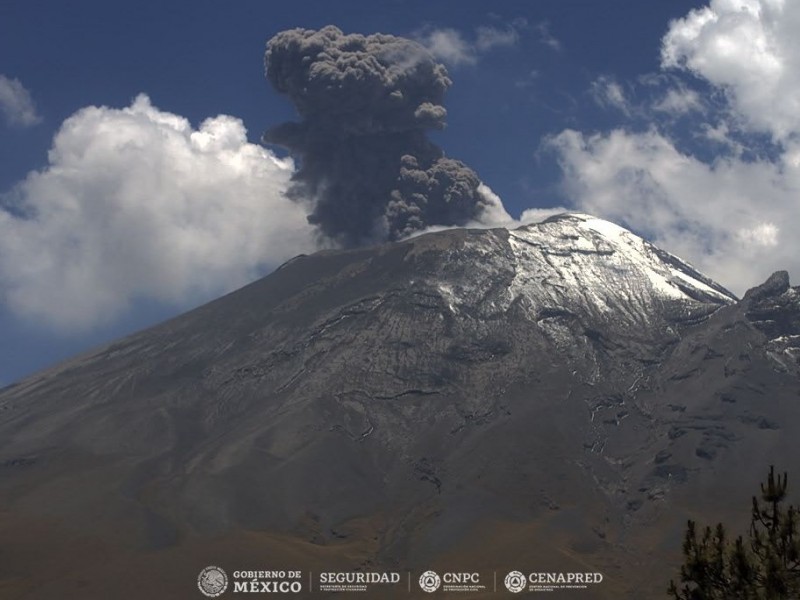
264,25,496,247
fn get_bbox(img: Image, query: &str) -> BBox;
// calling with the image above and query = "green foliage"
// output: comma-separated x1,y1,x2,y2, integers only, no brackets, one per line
668,466,800,599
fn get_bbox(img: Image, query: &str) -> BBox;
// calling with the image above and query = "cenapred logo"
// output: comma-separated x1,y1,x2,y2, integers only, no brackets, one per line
419,570,442,593
504,570,526,593
198,565,229,597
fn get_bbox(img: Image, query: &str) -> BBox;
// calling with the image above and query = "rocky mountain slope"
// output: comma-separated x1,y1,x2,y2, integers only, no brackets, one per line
0,213,798,599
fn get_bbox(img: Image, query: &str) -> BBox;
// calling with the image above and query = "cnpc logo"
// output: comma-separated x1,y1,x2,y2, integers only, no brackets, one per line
419,571,441,593
419,570,481,592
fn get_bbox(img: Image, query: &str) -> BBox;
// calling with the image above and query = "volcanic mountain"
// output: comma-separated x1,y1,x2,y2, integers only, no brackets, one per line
1,213,799,599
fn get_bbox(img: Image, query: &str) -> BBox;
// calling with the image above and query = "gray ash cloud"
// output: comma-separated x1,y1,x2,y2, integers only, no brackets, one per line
264,25,493,247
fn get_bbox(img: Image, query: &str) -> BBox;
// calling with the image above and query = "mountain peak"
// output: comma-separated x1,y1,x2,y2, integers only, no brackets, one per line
744,269,791,301
491,212,736,328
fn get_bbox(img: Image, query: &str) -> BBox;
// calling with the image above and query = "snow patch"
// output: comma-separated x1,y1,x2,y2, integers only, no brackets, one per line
503,213,734,325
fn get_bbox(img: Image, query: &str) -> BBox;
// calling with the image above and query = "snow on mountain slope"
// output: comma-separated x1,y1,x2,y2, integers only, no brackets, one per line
514,212,732,303
427,213,735,334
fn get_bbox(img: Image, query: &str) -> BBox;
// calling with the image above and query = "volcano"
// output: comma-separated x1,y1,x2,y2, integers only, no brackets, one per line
1,213,799,598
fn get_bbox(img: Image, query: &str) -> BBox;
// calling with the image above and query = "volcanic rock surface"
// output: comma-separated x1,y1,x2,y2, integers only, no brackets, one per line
1,213,798,599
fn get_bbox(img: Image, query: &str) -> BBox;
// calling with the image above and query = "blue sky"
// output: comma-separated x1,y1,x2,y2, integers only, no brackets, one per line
1,0,799,384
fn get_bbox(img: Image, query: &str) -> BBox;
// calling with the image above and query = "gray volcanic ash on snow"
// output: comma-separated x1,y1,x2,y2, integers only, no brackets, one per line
264,26,503,246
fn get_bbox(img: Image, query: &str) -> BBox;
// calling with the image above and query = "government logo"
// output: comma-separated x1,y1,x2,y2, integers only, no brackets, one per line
419,570,441,593
198,565,228,597
504,570,526,593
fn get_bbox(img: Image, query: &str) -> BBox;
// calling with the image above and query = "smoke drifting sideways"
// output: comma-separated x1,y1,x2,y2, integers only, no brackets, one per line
265,26,503,247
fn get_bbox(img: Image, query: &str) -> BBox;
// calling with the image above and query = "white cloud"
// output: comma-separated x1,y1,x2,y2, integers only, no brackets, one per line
417,20,524,67
473,184,565,228
474,183,514,225
0,94,317,331
737,222,779,247
652,85,704,116
417,28,477,66
547,128,800,296
698,121,744,156
542,0,800,296
590,76,631,115
662,0,800,141
0,74,41,127
518,206,569,224
475,26,519,52
532,21,562,52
